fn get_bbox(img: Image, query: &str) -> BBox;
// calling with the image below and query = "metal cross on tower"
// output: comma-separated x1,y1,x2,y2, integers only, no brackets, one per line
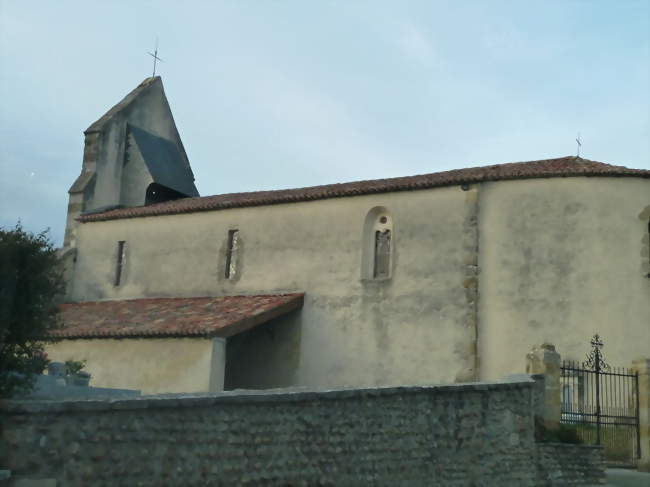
148,39,163,77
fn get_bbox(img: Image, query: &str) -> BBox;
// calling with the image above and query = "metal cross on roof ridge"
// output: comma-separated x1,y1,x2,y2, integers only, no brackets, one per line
147,38,163,77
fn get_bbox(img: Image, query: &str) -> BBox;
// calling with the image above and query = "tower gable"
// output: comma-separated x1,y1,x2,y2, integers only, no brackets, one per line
64,77,198,248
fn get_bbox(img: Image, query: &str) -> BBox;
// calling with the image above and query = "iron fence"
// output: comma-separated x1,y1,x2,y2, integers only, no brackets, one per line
560,335,640,467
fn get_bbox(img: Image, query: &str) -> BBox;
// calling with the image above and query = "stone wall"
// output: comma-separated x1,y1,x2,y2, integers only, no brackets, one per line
537,443,606,486
0,379,604,486
2,380,539,486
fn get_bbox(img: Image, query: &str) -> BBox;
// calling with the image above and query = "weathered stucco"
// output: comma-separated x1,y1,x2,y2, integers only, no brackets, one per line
63,156,648,391
46,337,225,394
70,186,477,388
478,177,650,380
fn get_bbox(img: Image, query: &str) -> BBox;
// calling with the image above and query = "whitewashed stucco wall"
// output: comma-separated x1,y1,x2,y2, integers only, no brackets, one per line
70,185,479,389
478,177,650,380
64,175,649,390
46,337,225,394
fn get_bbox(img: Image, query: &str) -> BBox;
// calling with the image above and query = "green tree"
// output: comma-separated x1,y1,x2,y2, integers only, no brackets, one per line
0,223,63,397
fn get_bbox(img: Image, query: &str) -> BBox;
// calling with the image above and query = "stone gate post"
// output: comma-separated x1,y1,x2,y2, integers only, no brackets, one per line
526,343,561,433
632,358,650,472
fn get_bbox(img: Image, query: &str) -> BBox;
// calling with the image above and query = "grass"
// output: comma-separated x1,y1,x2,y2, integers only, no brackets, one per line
572,423,637,464
538,420,637,465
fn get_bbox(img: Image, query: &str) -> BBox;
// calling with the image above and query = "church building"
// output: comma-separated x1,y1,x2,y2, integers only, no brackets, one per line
48,77,650,394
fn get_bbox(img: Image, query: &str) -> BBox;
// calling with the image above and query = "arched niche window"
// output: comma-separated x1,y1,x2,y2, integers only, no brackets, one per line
361,207,394,280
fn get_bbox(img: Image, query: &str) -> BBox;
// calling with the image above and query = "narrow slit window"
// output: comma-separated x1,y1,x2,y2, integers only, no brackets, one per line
114,240,126,286
374,229,391,278
647,221,650,278
225,230,239,279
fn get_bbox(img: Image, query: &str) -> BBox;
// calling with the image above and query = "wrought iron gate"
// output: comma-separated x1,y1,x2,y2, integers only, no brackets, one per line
560,335,640,467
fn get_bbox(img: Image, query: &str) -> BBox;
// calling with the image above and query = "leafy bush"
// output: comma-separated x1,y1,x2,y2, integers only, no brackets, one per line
0,224,64,397
64,359,86,376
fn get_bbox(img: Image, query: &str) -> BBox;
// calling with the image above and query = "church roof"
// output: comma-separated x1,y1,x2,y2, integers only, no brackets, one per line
129,124,199,197
79,156,649,223
51,293,304,339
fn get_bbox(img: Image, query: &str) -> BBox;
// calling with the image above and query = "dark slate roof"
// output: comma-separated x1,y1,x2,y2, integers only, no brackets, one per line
79,156,650,223
129,124,199,197
85,77,159,133
52,294,304,339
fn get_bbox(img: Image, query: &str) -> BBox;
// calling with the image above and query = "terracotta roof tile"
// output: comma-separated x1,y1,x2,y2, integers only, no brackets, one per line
79,156,649,223
52,293,304,339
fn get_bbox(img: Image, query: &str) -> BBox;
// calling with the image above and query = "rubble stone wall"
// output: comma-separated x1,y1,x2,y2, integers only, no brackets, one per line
536,443,606,486
0,379,602,487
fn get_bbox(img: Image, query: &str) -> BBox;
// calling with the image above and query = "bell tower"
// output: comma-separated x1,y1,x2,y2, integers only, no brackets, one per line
63,76,198,250
61,77,199,297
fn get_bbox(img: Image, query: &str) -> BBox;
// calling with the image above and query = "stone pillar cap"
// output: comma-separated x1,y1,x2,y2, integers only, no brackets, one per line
632,358,650,372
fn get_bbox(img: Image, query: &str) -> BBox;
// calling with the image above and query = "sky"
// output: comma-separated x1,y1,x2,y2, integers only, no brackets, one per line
1,0,648,246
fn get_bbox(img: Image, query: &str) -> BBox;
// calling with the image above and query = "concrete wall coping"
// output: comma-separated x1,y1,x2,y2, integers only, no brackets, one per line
538,442,605,450
0,377,535,414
